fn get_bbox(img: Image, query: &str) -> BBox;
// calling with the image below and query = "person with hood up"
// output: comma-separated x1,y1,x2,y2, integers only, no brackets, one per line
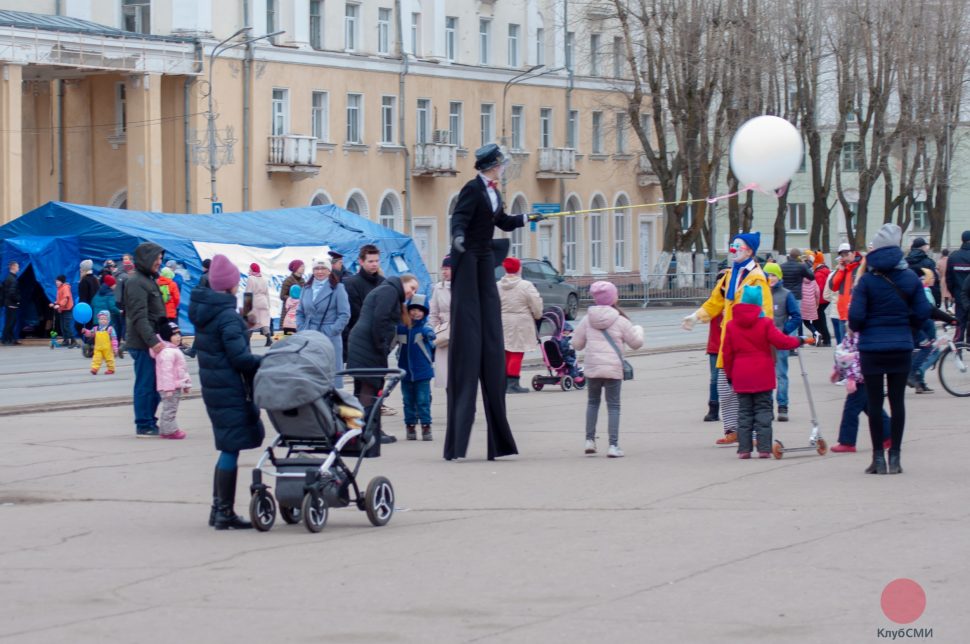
498,256,543,394
124,242,168,437
722,285,806,459
296,257,351,386
849,223,931,475
428,256,453,389
156,267,181,321
150,319,191,440
572,281,644,458
396,293,436,441
244,263,273,346
906,237,941,305
189,254,263,530
682,232,773,446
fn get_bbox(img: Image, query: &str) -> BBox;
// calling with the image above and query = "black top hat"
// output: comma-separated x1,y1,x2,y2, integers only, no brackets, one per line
474,143,505,171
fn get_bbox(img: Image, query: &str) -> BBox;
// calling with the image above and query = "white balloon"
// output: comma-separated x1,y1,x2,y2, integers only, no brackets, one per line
729,116,804,193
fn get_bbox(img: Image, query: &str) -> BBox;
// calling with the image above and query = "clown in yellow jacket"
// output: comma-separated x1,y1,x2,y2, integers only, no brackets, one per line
682,232,772,446
83,310,119,375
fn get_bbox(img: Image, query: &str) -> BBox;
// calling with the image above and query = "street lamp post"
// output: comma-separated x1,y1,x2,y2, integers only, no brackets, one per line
206,28,284,211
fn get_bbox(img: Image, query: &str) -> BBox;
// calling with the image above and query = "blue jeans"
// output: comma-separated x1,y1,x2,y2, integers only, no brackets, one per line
832,318,845,345
129,348,160,430
708,353,719,403
774,349,789,407
401,379,432,425
838,383,891,446
910,319,937,381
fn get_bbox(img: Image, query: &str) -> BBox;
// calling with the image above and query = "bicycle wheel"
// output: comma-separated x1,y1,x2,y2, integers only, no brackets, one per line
938,343,970,397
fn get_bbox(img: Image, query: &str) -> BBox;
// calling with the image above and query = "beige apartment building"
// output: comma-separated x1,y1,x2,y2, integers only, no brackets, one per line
0,0,661,276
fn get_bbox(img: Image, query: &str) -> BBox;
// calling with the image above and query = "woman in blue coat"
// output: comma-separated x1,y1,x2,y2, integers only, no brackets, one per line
849,224,931,475
296,257,351,387
188,254,263,530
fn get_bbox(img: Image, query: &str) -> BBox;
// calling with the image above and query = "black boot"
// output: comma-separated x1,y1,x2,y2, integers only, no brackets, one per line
887,450,903,474
865,450,888,475
703,402,719,422
406,424,417,441
213,467,252,530
508,377,530,394
421,424,433,441
209,466,218,527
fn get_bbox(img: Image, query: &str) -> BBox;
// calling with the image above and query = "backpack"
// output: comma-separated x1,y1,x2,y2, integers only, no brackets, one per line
159,282,171,303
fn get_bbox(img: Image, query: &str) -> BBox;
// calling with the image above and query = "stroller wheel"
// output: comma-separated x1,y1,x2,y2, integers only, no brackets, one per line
279,505,301,525
560,375,574,391
301,492,328,533
364,476,395,527
531,375,544,392
574,376,587,390
249,491,277,532
772,440,784,460
82,344,94,359
815,438,828,456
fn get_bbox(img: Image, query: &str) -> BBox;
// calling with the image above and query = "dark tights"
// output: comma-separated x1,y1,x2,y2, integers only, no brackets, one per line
864,372,907,452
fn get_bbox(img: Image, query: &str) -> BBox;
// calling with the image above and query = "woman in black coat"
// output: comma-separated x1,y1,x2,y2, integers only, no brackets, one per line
189,254,263,530
347,275,419,445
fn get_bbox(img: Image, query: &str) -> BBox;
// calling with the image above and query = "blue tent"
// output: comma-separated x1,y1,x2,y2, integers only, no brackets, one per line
0,202,432,333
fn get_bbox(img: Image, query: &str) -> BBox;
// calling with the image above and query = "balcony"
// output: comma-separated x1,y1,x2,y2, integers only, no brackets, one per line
412,142,459,177
536,148,579,179
637,154,660,188
267,135,320,179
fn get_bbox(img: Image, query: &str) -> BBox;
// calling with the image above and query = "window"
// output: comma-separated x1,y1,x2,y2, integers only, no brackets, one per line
416,98,431,144
380,96,396,144
564,215,577,272
115,82,127,135
346,192,367,216
346,93,362,143
590,34,601,76
271,88,288,136
508,24,520,67
565,31,575,71
411,13,420,54
912,201,929,231
567,110,578,149
310,0,324,50
613,37,623,77
480,19,491,65
480,103,495,146
842,141,861,171
377,8,391,54
787,203,807,232
510,198,527,257
614,197,629,268
344,3,359,51
511,105,524,150
592,111,603,154
615,112,627,154
445,17,457,61
590,213,603,270
266,0,277,41
122,0,151,34
536,28,545,65
380,195,399,230
540,108,552,148
449,101,463,147
311,91,329,141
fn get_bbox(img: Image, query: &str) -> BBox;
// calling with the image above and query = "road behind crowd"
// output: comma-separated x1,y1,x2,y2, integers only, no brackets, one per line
1,335,967,642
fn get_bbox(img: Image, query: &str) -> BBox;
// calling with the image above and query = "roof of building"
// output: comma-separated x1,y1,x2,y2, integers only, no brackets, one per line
0,10,194,43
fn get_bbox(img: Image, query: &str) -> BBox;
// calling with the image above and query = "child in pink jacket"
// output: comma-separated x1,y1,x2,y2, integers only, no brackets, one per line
572,281,644,458
151,319,191,440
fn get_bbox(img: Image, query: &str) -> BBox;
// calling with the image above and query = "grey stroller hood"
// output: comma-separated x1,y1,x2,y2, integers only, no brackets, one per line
254,331,336,410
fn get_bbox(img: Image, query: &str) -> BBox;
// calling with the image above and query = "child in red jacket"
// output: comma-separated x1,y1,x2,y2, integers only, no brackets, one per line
722,285,806,459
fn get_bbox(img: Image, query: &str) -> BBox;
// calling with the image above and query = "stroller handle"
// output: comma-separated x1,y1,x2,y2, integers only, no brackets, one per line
336,368,407,380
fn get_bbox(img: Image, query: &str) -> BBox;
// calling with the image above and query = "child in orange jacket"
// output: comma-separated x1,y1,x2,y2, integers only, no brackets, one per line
49,275,77,347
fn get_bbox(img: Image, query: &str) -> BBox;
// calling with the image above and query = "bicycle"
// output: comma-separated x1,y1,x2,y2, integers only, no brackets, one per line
926,325,970,397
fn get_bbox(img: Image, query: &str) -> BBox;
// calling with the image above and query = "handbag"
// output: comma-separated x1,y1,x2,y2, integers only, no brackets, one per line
433,322,450,348
600,329,634,381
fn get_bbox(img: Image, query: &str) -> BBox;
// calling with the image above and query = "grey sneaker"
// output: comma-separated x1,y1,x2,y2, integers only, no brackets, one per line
607,445,624,458
136,426,159,438
584,439,597,455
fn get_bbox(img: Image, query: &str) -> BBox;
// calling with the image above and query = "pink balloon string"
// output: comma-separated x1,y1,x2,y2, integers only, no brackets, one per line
706,183,758,204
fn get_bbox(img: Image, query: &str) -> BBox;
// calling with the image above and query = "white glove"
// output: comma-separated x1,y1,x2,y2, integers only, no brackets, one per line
682,313,699,331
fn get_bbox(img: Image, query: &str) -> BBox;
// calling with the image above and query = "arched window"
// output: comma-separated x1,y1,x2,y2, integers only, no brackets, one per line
510,195,528,258
563,195,582,272
108,189,128,210
589,194,607,271
345,191,369,218
379,193,401,231
614,194,630,269
310,190,331,206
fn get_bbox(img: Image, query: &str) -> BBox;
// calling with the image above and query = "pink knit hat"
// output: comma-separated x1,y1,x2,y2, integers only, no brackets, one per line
208,254,241,292
590,281,618,306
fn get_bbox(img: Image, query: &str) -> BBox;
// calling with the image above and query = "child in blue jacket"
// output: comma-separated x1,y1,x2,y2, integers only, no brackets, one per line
397,294,436,441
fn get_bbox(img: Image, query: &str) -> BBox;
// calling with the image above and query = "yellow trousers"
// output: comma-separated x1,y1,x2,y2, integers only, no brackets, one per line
91,331,116,373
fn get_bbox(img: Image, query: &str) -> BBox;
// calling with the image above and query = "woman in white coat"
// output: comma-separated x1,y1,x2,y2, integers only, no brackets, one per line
498,257,543,393
428,256,453,389
244,263,273,346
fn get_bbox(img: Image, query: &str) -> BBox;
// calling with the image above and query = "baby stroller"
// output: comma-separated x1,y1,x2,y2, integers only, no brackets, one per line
531,306,586,392
249,330,405,533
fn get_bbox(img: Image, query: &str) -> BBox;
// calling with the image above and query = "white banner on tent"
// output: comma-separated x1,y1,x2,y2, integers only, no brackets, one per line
191,242,330,320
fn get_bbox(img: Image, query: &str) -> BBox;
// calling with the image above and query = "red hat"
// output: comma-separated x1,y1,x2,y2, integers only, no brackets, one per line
208,254,241,292
102,274,116,287
249,263,260,274
502,257,521,274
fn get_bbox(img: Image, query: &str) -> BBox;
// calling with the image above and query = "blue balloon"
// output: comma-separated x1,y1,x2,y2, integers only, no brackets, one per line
289,285,302,300
73,302,92,324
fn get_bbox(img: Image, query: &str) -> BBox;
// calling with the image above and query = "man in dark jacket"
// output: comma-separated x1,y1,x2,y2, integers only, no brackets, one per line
945,230,970,342
906,237,941,305
329,250,348,282
2,261,20,345
124,242,167,437
342,245,385,350
780,248,814,299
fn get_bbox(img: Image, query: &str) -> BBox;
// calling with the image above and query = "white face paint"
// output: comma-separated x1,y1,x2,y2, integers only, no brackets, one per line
730,240,753,264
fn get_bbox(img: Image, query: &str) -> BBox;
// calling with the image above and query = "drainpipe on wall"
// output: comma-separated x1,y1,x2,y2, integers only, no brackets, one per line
395,0,412,234
558,0,571,274
185,41,204,212
55,0,63,200
242,0,253,210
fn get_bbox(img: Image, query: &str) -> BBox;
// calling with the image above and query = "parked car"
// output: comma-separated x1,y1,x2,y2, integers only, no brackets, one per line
495,258,580,320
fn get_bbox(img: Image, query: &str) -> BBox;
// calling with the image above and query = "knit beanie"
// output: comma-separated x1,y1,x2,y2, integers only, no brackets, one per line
157,318,180,342
763,262,783,281
502,257,521,274
250,263,260,274
79,259,93,273
870,223,902,250
741,284,763,307
97,310,110,323
911,237,928,250
160,267,174,279
590,281,618,306
732,232,760,255
102,274,116,287
289,285,302,300
312,257,332,271
963,230,970,243
208,254,241,292
288,259,304,273
441,255,453,268
202,258,212,270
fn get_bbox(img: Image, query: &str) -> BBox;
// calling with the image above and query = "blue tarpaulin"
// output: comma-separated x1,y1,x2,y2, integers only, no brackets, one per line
0,202,432,333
